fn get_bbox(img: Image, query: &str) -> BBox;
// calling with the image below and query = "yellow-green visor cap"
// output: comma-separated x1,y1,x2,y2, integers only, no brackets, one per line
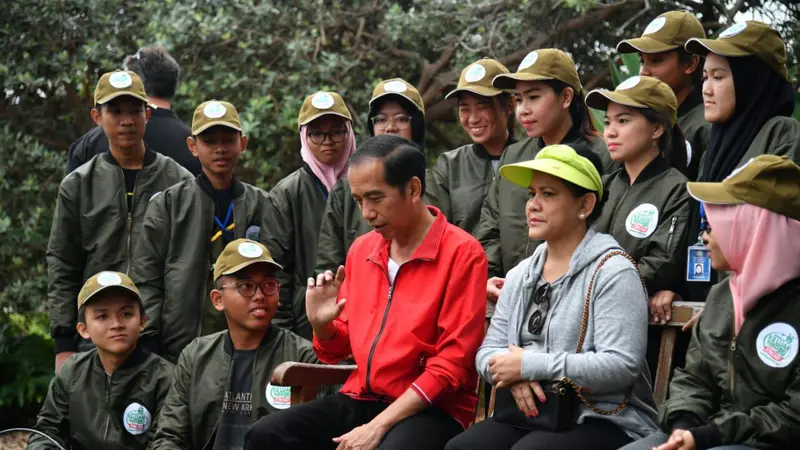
586,76,678,125
617,11,705,54
492,49,582,94
214,239,283,282
78,271,142,310
192,100,242,135
686,155,800,221
685,21,789,82
500,144,603,198
298,91,353,129
370,78,425,115
94,70,149,105
445,58,511,99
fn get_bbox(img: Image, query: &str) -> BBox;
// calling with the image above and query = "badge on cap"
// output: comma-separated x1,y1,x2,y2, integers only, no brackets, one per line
123,402,151,435
97,272,123,287
643,16,667,35
311,92,335,110
518,51,539,71
720,22,747,38
625,203,659,238
617,76,641,91
265,382,291,410
464,64,487,83
757,323,798,368
238,242,264,259
383,80,408,93
203,101,227,119
109,72,133,89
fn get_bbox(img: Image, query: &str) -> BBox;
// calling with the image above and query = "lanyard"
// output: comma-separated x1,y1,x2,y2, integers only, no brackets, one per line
214,202,234,231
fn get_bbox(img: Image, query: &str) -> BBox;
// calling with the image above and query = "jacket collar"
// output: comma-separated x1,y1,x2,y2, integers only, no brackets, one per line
367,206,448,267
222,325,280,358
92,344,149,374
472,134,517,160
196,172,245,199
617,154,669,185
104,146,157,168
678,88,703,118
537,125,582,149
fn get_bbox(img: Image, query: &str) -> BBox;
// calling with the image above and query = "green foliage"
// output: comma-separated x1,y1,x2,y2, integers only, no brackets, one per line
0,313,53,408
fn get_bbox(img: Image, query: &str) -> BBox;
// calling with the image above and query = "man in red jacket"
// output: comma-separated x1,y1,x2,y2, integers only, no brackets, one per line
245,134,487,450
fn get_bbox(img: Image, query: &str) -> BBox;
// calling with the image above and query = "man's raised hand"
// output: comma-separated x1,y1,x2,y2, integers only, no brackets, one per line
306,266,347,337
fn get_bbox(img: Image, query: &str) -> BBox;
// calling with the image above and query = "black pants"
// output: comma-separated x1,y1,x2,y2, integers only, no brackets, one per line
445,418,632,450
245,393,463,450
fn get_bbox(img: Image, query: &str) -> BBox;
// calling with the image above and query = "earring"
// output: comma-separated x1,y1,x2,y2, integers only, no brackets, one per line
579,213,585,219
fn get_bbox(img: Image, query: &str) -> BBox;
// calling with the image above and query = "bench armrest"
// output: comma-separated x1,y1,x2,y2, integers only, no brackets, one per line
270,362,357,387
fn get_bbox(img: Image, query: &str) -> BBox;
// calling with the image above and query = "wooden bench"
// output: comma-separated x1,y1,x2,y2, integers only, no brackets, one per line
271,302,704,415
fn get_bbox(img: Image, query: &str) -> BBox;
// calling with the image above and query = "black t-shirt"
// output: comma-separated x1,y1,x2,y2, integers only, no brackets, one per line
121,168,138,211
66,107,201,175
213,349,256,450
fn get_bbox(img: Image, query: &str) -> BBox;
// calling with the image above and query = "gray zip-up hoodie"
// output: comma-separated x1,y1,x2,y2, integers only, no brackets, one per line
478,228,658,439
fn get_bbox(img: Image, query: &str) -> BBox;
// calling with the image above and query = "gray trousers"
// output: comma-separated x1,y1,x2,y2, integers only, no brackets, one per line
619,433,758,450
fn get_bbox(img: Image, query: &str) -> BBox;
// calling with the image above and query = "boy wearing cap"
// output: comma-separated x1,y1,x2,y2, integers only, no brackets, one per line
621,155,800,450
617,10,709,181
29,271,173,450
132,100,271,363
150,239,318,450
263,91,356,340
314,79,427,281
48,70,193,372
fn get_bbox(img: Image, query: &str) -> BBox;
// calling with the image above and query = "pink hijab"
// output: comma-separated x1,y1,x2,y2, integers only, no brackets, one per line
300,120,356,192
706,202,800,335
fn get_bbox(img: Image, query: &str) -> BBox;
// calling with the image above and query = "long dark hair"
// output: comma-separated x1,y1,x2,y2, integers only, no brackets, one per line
542,79,597,141
640,108,688,175
367,96,426,149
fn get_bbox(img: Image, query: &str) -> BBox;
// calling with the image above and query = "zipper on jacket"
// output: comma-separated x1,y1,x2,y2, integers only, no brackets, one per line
729,336,737,401
125,172,139,274
365,283,396,394
666,217,678,249
102,373,112,442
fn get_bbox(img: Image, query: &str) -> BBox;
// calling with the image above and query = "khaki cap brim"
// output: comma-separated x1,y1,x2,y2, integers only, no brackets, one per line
298,111,353,128
369,92,424,114
585,90,649,111
686,182,746,205
492,73,554,90
194,120,243,135
82,285,142,308
617,37,680,54
500,159,602,196
444,85,505,100
685,38,752,57
218,259,284,280
96,91,149,105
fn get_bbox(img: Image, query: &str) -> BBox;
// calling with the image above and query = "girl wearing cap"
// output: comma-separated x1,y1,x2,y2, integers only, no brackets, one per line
263,91,356,340
447,145,657,450
621,155,800,450
587,76,690,328
617,10,709,181
315,78,427,275
476,48,612,309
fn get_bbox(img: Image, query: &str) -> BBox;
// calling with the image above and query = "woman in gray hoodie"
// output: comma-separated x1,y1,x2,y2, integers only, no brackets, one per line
446,144,657,450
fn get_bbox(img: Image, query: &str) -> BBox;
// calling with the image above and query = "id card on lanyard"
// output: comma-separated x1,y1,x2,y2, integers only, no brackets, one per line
687,203,711,282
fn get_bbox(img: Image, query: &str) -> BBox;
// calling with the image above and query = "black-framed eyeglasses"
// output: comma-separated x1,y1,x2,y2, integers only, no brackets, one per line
527,283,551,335
370,114,412,131
218,280,280,297
307,129,348,145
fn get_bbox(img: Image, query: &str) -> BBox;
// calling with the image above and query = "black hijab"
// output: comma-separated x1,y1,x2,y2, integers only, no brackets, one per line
700,56,794,182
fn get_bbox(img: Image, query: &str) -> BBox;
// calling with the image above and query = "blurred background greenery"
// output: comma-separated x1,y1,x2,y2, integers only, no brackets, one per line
1,0,798,427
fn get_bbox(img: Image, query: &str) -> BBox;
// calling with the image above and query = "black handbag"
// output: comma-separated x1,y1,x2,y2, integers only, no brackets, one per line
492,251,641,431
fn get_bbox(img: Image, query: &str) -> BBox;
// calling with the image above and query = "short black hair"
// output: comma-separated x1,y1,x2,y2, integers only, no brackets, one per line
349,134,427,194
561,144,607,225
77,289,144,324
123,46,180,99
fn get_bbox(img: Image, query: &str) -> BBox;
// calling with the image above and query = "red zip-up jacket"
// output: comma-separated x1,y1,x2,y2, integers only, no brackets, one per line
313,207,488,428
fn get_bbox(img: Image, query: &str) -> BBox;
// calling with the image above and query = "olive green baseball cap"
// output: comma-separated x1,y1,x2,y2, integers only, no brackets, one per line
192,100,242,135
685,21,789,82
77,271,142,310
617,11,705,54
370,78,425,115
94,70,149,105
214,239,283,282
297,91,353,129
687,155,800,221
586,75,678,125
445,58,511,99
499,144,603,198
492,49,582,94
